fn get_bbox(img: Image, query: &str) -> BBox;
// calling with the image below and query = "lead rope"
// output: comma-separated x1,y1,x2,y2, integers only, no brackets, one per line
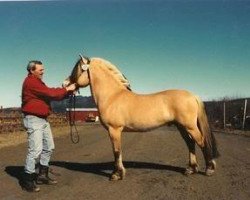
69,94,80,144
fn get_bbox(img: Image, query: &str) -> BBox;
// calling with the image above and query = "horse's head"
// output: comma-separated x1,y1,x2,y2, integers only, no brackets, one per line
63,55,91,88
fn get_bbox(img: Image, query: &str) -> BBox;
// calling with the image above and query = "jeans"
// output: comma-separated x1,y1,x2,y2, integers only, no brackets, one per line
23,115,55,174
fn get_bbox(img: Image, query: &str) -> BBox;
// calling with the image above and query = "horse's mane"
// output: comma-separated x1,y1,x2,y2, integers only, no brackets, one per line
92,58,131,90
70,57,131,90
70,58,82,83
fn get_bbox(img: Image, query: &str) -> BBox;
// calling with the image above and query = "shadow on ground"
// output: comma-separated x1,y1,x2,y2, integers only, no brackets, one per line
5,166,24,189
5,161,206,183
50,161,187,178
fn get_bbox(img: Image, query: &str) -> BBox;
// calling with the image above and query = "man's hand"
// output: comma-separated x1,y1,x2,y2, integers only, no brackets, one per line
66,83,76,92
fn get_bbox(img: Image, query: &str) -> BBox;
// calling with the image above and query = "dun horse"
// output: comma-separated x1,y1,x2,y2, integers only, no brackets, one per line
63,55,219,180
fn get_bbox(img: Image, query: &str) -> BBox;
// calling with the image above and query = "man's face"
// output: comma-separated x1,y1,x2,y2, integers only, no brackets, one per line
31,64,44,79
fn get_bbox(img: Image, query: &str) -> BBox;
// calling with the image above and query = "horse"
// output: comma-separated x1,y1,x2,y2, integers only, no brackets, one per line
63,55,219,181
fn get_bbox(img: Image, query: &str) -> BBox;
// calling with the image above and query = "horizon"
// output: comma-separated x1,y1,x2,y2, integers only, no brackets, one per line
1,95,250,110
1,0,250,108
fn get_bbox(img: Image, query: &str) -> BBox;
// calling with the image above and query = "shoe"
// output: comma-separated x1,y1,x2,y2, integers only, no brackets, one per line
36,164,57,185
21,172,40,192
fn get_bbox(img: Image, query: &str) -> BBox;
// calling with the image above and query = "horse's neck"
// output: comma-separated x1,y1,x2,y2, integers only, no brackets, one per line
89,66,124,109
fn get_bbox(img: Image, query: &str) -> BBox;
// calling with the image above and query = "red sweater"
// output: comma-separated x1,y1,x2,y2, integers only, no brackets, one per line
22,74,68,118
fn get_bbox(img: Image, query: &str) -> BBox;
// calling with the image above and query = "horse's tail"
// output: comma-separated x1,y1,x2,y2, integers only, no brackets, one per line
196,96,220,159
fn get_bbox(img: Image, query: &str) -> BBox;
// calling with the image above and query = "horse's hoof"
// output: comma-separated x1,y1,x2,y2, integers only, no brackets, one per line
184,166,198,175
110,173,122,181
205,168,215,176
205,160,216,176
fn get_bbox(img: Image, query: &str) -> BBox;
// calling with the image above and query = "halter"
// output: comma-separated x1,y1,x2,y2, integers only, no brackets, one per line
80,63,89,71
68,55,90,144
68,94,79,144
78,53,90,80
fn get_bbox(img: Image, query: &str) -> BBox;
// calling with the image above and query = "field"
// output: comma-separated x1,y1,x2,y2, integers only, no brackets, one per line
0,124,249,200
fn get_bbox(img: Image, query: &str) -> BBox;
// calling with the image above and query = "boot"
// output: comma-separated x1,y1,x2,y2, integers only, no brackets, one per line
36,164,57,185
21,172,40,192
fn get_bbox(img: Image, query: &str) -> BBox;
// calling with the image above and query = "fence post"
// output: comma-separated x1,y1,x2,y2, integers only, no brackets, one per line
242,99,248,130
223,101,226,129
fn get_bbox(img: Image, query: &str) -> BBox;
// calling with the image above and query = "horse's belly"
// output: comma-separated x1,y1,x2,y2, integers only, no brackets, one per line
125,117,170,131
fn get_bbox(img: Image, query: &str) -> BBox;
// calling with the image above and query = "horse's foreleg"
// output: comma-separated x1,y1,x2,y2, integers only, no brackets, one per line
108,126,126,181
177,125,199,175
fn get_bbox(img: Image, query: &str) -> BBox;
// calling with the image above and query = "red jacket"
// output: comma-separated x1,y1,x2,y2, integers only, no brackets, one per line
22,74,68,118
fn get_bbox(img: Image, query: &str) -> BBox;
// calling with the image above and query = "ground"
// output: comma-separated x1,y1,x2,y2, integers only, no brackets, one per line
0,124,249,200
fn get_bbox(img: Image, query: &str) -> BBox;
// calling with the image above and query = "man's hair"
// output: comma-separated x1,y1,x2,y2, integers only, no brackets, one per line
27,60,43,73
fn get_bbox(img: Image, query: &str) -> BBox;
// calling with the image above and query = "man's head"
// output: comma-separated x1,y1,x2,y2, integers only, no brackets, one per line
27,60,44,79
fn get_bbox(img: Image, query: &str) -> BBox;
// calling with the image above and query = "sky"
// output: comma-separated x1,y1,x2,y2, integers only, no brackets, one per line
0,0,250,108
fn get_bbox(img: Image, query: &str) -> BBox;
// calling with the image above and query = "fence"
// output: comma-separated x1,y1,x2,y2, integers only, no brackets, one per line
0,110,68,134
205,98,250,131
1,98,249,133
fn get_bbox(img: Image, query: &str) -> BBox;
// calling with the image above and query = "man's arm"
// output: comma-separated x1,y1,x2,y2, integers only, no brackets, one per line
29,78,75,100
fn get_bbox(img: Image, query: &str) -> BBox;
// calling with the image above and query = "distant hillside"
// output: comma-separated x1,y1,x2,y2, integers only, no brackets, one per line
51,95,96,113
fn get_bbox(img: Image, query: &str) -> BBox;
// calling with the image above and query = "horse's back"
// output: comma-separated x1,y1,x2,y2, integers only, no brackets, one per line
160,89,197,107
131,89,197,108
117,89,198,115
104,89,198,130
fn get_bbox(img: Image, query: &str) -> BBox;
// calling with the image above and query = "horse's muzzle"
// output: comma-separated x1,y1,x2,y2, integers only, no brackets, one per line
62,79,71,88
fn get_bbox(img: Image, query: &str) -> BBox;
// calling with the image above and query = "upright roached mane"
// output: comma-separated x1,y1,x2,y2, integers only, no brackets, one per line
100,59,131,89
64,55,219,181
69,57,131,90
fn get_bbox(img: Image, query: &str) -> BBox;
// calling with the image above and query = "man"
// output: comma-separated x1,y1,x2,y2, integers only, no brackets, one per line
21,60,76,192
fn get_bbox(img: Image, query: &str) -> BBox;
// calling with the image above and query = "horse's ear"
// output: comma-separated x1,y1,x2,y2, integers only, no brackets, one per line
79,54,90,71
79,54,89,64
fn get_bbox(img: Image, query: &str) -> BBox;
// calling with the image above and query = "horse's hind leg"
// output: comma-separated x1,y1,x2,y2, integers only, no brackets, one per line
108,126,126,181
177,125,199,175
201,141,217,176
184,125,217,176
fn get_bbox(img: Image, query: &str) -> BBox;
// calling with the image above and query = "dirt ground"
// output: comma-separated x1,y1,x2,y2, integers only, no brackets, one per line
0,123,249,200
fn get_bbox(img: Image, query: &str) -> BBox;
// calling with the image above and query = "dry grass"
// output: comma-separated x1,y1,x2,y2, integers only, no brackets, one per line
0,126,70,149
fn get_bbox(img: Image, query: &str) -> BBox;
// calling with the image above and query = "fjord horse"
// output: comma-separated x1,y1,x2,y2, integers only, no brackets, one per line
63,55,219,180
